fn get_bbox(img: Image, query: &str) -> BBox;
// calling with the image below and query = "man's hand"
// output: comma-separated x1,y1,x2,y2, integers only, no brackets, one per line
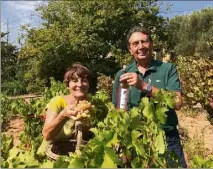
120,73,183,110
174,92,183,110
120,72,144,89
209,95,213,109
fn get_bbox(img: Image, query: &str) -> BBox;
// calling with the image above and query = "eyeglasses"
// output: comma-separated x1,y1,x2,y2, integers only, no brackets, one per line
131,39,150,47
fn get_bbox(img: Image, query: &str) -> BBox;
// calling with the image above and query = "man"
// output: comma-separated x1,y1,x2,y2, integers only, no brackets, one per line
112,26,187,168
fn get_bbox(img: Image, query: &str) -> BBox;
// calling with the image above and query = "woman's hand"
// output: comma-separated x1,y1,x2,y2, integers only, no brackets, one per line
61,105,81,119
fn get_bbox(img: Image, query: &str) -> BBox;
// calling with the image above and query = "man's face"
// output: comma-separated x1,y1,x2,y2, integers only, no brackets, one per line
128,32,153,61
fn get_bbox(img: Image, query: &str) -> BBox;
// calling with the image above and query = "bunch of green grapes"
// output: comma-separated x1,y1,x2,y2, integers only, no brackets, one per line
70,100,95,125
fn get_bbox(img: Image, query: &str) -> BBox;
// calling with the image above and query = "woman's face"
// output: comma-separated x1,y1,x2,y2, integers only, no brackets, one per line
68,75,89,99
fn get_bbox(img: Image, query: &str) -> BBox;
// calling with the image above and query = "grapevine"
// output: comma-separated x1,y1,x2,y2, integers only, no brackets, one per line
1,79,213,168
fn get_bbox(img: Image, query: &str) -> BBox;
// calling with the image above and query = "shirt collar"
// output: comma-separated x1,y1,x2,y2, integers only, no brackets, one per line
127,59,158,72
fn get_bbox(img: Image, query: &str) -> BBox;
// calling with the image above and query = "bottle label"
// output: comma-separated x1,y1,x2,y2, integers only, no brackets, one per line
120,88,128,109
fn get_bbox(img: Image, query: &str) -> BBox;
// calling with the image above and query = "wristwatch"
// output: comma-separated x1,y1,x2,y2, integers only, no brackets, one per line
145,83,152,94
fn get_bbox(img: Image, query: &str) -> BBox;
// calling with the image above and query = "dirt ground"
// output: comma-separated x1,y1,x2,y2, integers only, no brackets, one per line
178,111,213,153
2,94,41,146
2,115,24,146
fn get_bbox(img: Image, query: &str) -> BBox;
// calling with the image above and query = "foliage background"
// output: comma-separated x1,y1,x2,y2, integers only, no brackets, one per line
168,7,213,58
1,1,213,167
15,0,168,93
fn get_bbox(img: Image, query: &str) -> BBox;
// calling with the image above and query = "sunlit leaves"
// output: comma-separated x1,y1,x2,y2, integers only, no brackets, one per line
168,7,213,57
176,55,213,107
154,131,166,154
190,155,213,168
142,97,154,119
155,106,168,124
101,150,117,168
68,157,84,168
1,87,176,168
39,160,54,168
17,0,167,92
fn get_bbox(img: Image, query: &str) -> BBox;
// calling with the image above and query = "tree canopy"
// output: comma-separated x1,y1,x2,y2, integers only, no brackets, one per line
168,7,213,58
18,0,168,92
1,32,28,95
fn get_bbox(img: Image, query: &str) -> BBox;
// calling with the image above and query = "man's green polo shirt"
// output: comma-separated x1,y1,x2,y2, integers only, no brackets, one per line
112,59,182,132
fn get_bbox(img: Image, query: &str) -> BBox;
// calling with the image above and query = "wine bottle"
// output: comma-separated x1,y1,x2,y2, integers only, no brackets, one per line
115,65,129,111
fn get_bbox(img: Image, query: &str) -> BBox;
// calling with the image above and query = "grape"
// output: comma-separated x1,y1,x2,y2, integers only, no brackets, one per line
69,100,95,121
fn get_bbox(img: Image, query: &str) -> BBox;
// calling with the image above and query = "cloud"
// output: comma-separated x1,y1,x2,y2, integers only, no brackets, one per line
6,1,45,12
3,1,47,22
1,22,7,32
1,1,47,46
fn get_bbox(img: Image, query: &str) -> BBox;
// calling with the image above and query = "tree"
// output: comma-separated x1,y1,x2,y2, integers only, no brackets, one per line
168,7,213,58
1,32,28,95
18,0,168,93
1,32,18,82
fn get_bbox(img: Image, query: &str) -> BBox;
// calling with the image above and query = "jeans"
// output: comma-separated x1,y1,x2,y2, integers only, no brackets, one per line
166,129,187,168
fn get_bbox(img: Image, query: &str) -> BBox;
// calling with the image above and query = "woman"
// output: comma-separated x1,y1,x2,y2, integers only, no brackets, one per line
37,63,93,160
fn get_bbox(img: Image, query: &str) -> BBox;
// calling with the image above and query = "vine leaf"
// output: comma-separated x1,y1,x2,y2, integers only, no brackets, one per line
142,98,154,119
101,148,118,168
155,106,168,124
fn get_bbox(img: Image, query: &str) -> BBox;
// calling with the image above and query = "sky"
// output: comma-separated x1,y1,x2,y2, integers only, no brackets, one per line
1,1,213,47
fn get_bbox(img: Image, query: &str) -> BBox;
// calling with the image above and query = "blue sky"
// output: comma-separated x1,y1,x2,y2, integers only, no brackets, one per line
1,1,213,47
159,1,213,18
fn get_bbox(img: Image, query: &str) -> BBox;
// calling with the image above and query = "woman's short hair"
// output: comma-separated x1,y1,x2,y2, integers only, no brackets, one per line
63,63,92,87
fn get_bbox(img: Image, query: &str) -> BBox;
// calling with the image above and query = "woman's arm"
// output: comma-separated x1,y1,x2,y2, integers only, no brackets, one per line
42,105,78,141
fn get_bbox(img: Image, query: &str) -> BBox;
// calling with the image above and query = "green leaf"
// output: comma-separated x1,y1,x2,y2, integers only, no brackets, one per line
53,156,69,168
39,160,54,168
18,147,40,167
105,147,121,165
130,107,139,118
154,131,166,154
106,133,118,147
131,130,141,141
92,134,104,144
164,94,175,108
155,106,168,124
131,157,142,168
103,130,114,142
130,115,140,130
8,158,23,168
90,145,104,167
68,157,84,168
8,147,20,161
132,140,146,157
142,102,154,119
90,127,98,135
1,160,9,168
142,97,149,105
36,140,49,157
97,122,105,128
16,164,27,168
131,130,147,156
101,150,118,168
118,118,129,134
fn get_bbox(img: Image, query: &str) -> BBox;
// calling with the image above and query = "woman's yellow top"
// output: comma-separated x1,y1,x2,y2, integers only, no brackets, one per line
47,96,75,139
37,96,76,156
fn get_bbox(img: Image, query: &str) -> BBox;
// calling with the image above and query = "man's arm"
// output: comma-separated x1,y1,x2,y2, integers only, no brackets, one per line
141,81,182,110
140,82,182,110
119,71,183,110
